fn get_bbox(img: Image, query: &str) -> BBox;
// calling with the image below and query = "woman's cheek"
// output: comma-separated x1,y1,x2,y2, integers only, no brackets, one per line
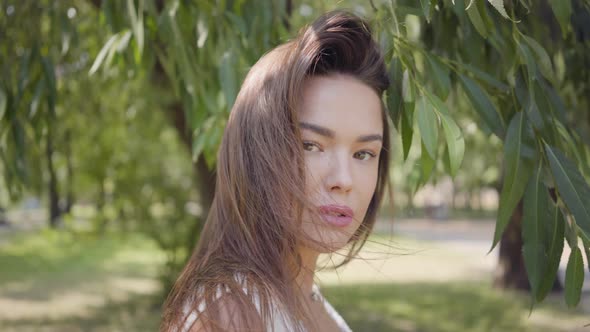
303,156,323,192
361,165,379,202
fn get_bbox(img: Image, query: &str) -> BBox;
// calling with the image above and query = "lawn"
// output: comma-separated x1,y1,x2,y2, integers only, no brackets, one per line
0,229,587,331
323,283,589,332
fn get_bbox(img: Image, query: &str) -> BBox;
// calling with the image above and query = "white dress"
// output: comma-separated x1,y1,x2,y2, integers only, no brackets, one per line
181,283,352,332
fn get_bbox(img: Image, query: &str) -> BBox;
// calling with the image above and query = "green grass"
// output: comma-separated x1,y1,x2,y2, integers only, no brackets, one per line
0,229,163,285
0,230,587,331
323,283,589,332
1,293,161,332
0,229,165,332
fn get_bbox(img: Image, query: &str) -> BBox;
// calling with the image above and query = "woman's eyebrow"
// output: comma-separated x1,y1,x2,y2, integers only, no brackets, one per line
299,121,382,142
357,134,383,143
299,122,334,138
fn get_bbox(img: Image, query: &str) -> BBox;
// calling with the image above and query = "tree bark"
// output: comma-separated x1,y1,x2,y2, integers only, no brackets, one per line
96,178,107,233
493,199,563,292
493,201,529,289
64,129,74,214
46,128,61,227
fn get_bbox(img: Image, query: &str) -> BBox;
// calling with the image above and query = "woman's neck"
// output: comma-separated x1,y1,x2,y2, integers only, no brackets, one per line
295,245,320,295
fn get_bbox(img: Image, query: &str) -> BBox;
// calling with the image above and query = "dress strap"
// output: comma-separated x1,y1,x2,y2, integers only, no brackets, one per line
312,284,353,332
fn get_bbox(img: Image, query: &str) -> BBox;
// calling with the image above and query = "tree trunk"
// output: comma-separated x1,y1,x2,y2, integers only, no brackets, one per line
493,201,529,289
165,99,215,247
64,129,74,214
96,179,107,233
46,129,61,227
0,206,7,225
465,189,472,210
493,200,563,292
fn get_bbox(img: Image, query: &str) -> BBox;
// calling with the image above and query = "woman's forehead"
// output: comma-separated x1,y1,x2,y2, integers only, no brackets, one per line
298,75,383,136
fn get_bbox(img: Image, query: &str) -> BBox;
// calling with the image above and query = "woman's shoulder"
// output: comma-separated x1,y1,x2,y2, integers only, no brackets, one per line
179,275,291,332
181,290,262,332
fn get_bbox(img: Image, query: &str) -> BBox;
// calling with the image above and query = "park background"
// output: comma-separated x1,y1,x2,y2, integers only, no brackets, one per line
1,0,590,331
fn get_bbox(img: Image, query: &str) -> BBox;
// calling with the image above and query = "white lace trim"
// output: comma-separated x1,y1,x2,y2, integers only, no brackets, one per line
181,282,352,332
312,284,353,332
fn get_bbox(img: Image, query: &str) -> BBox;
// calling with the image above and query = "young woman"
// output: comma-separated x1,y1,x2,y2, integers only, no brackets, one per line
161,10,391,332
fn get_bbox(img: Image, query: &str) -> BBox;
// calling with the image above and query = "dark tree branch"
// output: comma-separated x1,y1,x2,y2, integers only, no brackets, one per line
87,0,102,9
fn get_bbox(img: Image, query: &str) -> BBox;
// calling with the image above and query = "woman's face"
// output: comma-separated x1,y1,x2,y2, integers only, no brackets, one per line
298,74,383,253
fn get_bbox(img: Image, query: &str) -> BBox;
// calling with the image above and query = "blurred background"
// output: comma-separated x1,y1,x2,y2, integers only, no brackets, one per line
1,0,590,331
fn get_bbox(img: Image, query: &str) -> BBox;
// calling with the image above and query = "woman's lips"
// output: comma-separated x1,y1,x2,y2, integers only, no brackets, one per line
318,205,354,227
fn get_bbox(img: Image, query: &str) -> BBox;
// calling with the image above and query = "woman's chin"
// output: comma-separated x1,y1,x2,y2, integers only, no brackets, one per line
302,235,352,254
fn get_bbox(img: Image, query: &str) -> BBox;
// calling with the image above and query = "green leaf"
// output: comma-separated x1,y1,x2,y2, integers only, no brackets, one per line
192,131,207,163
487,0,510,19
225,12,247,39
522,164,565,302
491,112,536,251
440,114,465,177
0,88,7,120
416,96,438,159
30,78,46,118
426,93,465,177
537,200,565,301
420,0,432,22
127,0,144,61
522,35,556,85
458,63,509,92
163,11,199,101
16,47,36,107
458,74,505,138
40,57,56,117
564,216,579,250
583,237,590,274
544,145,590,239
533,81,558,131
564,247,584,307
549,0,572,37
522,165,547,299
203,116,226,169
515,71,545,130
517,42,538,81
192,116,215,161
219,50,236,112
12,119,27,183
387,57,403,126
466,0,489,39
426,55,451,100
153,45,179,96
420,141,435,185
60,12,72,56
539,79,567,125
89,34,119,75
402,70,414,103
401,104,414,161
116,30,133,52
519,0,532,11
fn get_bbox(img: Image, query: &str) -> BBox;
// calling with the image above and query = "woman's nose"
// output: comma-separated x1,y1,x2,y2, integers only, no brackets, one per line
325,152,353,193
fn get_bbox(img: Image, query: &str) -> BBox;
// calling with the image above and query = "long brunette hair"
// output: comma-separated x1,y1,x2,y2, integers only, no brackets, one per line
161,11,391,332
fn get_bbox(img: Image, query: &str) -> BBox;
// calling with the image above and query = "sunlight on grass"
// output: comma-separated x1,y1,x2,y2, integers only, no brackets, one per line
0,231,587,331
0,229,165,330
322,282,589,332
0,229,165,285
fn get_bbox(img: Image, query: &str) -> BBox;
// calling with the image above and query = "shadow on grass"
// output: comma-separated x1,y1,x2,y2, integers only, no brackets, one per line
0,230,162,301
0,292,162,332
1,280,587,332
322,282,586,332
1,229,586,332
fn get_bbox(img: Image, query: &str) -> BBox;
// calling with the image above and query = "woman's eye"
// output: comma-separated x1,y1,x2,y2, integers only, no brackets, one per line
354,150,376,161
303,141,321,152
